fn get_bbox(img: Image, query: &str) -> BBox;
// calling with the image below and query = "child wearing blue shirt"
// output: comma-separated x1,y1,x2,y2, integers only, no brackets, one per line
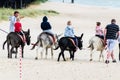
64,21,78,46
64,21,75,37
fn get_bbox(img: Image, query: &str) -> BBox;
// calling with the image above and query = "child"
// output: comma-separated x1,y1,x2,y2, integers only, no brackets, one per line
64,21,75,37
41,16,56,43
14,18,25,42
95,22,104,39
64,21,77,46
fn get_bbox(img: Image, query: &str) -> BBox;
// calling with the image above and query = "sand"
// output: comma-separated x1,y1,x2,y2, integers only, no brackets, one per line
0,2,120,80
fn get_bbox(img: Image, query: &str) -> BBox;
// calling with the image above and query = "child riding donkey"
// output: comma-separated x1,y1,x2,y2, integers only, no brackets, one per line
14,18,26,43
64,21,78,51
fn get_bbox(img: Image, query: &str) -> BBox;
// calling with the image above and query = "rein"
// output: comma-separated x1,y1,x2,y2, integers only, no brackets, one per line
0,28,8,34
17,34,25,43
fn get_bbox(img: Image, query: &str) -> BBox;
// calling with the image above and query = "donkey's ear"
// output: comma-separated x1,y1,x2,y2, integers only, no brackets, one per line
80,33,83,39
28,29,30,35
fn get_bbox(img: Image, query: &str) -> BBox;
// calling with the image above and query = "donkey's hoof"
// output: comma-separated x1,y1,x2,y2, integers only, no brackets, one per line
72,58,74,61
90,59,93,61
35,57,38,60
64,59,66,61
8,57,12,59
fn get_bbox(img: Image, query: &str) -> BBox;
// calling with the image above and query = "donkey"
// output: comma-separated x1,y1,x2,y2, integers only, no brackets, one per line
31,32,60,60
3,29,31,58
88,36,105,62
55,33,83,61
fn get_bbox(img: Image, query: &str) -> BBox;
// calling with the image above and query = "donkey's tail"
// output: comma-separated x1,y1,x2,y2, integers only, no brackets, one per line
31,40,39,50
88,41,94,50
54,46,59,50
3,40,7,50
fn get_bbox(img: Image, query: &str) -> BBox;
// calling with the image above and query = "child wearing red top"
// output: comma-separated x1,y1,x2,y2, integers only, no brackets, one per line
14,18,26,42
14,18,22,32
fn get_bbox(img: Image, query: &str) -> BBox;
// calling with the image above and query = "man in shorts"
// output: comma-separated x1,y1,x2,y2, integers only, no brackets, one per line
104,19,119,64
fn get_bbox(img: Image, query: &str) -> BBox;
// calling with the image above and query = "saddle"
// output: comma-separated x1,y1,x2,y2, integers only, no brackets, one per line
95,35,106,46
17,33,26,43
68,37,78,51
42,32,56,44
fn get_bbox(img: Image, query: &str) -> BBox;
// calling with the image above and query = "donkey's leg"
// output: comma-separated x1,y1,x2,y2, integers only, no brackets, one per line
57,51,62,62
101,51,104,62
99,53,102,62
99,50,104,62
7,44,10,58
35,47,39,60
35,47,40,60
51,47,53,59
45,47,48,59
69,51,73,60
41,47,45,59
15,47,18,58
61,51,66,61
90,49,93,61
35,42,40,60
10,47,14,58
119,43,120,61
72,52,75,61
21,46,24,58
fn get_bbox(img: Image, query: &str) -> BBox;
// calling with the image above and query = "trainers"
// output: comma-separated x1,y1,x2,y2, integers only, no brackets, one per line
112,59,117,63
105,60,109,64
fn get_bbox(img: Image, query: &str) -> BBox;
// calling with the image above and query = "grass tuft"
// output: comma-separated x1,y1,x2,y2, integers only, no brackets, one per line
0,8,59,21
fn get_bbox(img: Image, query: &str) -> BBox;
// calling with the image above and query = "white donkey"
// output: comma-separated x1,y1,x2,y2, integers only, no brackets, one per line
31,32,60,60
88,36,105,61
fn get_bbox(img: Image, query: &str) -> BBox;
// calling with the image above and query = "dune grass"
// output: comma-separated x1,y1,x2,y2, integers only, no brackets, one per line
0,8,59,21
31,0,48,4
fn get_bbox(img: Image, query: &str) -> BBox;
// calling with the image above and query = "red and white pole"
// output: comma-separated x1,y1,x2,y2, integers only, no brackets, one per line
19,47,22,80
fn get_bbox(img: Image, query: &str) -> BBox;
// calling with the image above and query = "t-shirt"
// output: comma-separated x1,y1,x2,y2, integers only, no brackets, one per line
105,23,119,39
95,26,103,36
14,21,22,32
9,16,16,32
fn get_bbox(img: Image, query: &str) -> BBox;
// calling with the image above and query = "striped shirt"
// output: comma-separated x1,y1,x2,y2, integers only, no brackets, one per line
105,23,119,39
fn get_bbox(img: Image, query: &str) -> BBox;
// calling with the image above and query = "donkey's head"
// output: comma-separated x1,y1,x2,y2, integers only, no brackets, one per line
24,29,31,45
76,33,83,50
54,33,63,49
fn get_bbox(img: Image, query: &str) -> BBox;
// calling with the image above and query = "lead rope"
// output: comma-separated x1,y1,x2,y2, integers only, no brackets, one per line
19,47,22,80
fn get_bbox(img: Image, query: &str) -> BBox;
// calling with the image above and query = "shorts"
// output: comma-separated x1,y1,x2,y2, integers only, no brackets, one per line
118,36,120,43
106,39,116,52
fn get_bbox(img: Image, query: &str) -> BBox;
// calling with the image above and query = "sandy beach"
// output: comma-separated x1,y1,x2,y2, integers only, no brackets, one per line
0,2,120,80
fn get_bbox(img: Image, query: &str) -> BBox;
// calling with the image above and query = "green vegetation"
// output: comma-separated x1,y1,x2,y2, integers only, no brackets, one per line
31,0,48,4
0,0,59,21
0,8,59,21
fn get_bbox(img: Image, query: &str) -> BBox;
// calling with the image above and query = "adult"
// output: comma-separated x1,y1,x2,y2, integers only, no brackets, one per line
9,11,19,32
118,31,120,61
104,19,119,64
